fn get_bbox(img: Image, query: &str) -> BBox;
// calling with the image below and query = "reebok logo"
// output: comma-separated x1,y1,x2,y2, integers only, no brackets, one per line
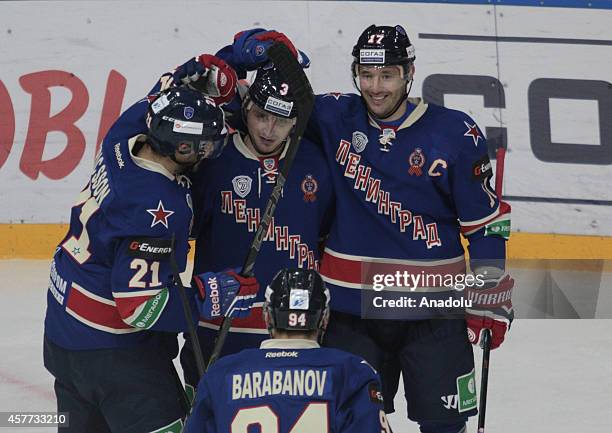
208,276,221,316
265,351,299,358
114,143,125,169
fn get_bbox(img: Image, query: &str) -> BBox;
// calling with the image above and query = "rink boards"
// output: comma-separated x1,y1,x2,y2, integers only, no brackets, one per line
1,1,610,250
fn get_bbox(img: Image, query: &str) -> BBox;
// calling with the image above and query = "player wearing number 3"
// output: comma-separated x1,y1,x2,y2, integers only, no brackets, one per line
43,82,259,432
185,268,391,433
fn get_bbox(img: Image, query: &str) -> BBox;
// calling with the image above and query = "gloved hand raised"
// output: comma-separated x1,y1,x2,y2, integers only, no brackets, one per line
172,54,237,106
232,28,310,70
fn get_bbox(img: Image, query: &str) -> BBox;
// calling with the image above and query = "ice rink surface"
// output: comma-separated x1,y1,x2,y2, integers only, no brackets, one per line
2,260,611,433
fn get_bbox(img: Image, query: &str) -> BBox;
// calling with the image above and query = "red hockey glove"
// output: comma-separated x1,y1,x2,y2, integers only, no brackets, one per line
232,28,309,70
192,269,258,319
254,30,298,58
172,54,237,106
465,272,514,350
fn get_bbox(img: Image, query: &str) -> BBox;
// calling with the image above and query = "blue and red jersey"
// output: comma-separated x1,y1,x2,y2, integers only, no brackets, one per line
307,94,510,316
191,133,334,336
185,339,387,433
44,99,198,350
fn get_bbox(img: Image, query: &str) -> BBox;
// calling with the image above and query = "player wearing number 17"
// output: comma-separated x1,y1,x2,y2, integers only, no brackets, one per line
228,25,515,433
43,86,259,433
185,269,391,433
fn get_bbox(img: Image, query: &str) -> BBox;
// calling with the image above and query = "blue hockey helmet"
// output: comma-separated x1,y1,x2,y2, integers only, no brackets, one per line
351,24,416,78
146,88,228,161
247,65,297,118
264,268,330,333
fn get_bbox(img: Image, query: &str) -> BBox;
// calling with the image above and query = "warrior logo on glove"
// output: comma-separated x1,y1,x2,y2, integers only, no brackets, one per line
465,273,515,350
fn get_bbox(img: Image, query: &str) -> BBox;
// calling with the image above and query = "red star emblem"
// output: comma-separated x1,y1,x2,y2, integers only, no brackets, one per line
146,200,174,229
464,121,482,147
323,92,349,100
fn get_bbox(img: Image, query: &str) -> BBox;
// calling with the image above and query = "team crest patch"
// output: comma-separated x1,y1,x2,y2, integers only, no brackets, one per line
232,175,252,198
183,106,194,120
263,158,277,172
352,131,368,153
379,128,396,152
408,148,426,176
301,174,318,202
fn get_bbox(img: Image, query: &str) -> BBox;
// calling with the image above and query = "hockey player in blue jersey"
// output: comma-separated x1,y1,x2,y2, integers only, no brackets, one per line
185,268,391,433
169,58,333,399
225,26,515,433
43,87,259,433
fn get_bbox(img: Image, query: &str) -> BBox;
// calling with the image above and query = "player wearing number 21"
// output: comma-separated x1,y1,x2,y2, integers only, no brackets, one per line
185,269,391,433
43,84,259,432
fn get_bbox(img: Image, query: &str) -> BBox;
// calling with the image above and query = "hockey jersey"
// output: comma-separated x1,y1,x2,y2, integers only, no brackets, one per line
184,339,389,433
44,99,198,350
191,133,334,336
308,94,510,317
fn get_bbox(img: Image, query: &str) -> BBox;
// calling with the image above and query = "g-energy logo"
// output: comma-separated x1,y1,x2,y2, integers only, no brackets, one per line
126,237,172,260
472,156,492,181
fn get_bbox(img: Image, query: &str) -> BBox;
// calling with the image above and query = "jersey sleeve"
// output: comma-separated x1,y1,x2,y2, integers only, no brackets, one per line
448,113,510,265
108,202,199,333
103,98,149,144
337,358,390,433
110,235,199,332
184,374,217,433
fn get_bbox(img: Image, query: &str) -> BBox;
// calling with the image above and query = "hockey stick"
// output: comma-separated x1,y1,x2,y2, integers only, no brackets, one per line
494,147,506,198
205,43,315,370
477,146,506,432
477,329,491,433
169,233,207,381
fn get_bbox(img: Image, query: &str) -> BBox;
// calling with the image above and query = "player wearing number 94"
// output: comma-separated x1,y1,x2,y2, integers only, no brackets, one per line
43,86,259,433
185,268,391,433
